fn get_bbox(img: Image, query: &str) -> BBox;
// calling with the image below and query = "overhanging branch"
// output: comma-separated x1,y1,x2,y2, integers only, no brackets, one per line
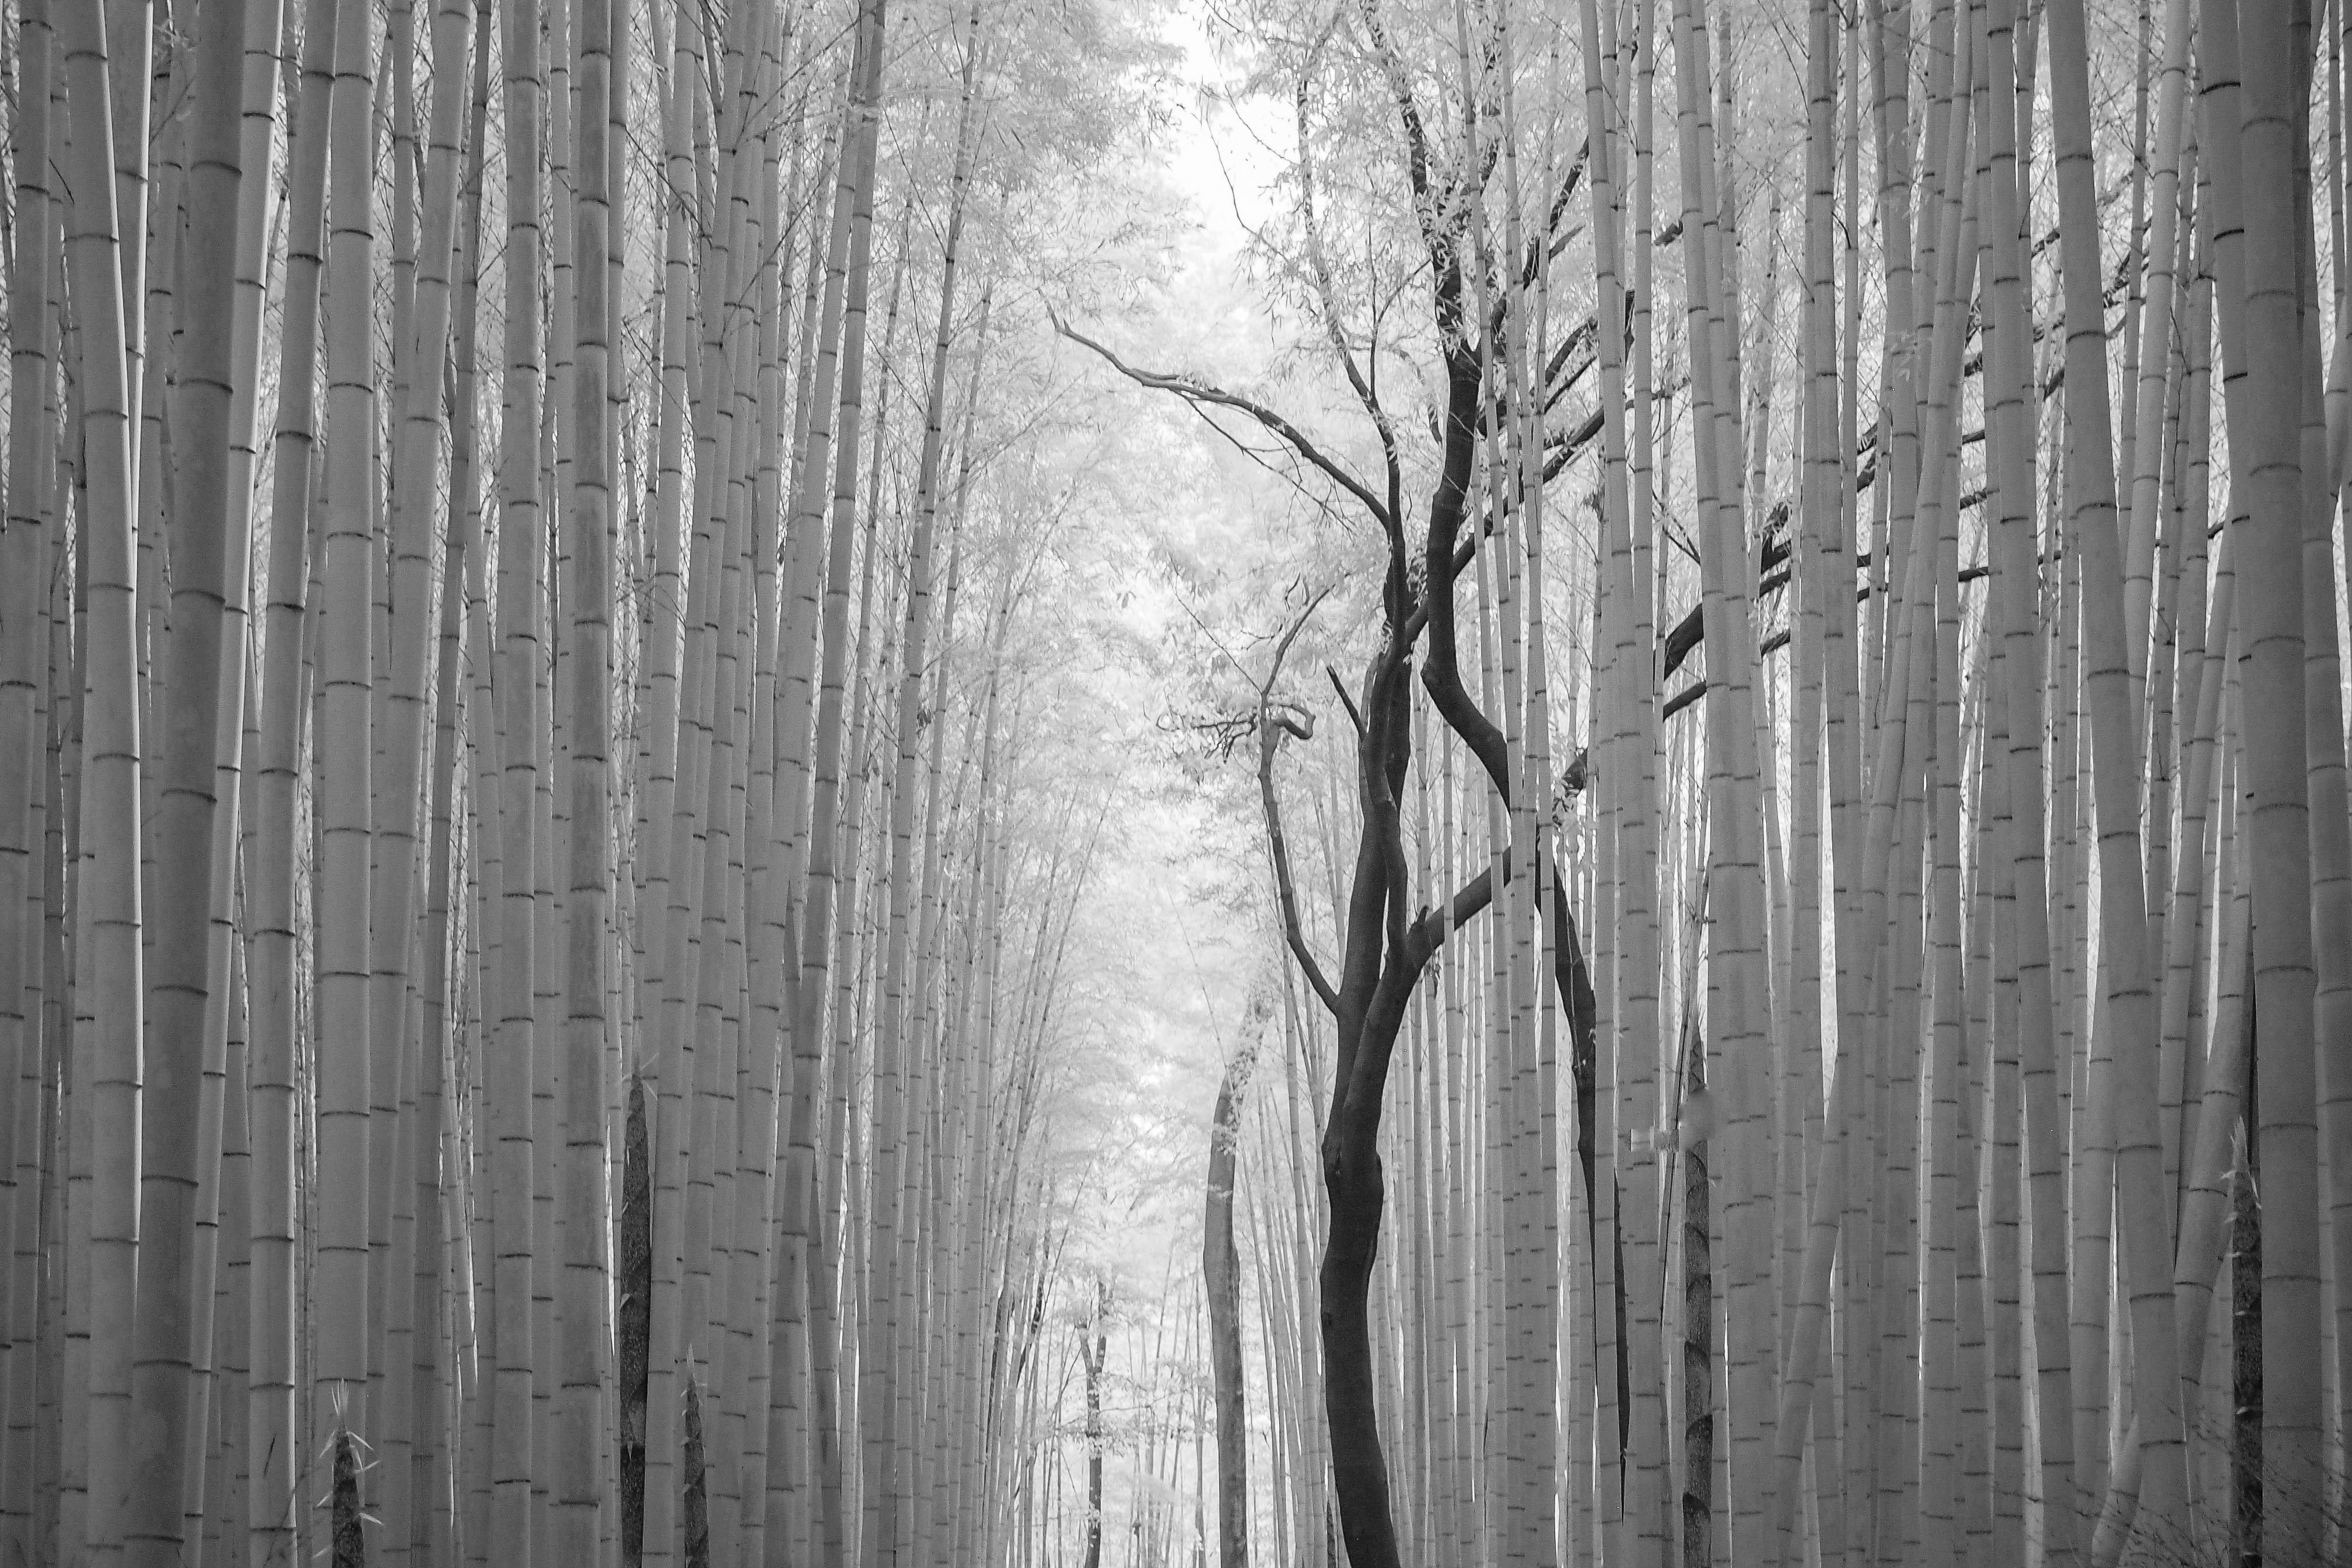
1051,308,1395,534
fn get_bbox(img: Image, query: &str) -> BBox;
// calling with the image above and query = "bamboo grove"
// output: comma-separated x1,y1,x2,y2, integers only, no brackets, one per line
0,0,1155,1564
4,0,2352,1564
1076,0,2352,1562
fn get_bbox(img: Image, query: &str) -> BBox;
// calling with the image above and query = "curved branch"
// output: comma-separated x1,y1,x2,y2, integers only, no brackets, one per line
1269,704,1315,742
1051,309,1395,533
1328,664,1365,734
1399,841,1593,1061
1406,863,1495,961
1259,715,1340,1017
1658,503,2001,681
1415,341,1509,794
1412,375,1612,798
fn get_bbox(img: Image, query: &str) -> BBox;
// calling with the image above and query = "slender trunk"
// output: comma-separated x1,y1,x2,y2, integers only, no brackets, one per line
1205,1024,1255,1568
556,0,616,1557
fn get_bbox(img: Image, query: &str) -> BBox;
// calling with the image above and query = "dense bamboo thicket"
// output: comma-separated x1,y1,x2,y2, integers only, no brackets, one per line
4,0,2352,1565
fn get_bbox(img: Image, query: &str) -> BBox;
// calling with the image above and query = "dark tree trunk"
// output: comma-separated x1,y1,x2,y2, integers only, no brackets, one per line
1321,964,1415,1568
1317,874,1597,1568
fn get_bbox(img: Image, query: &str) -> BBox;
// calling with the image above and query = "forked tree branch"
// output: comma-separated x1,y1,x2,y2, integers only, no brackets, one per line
1262,722,1341,1016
